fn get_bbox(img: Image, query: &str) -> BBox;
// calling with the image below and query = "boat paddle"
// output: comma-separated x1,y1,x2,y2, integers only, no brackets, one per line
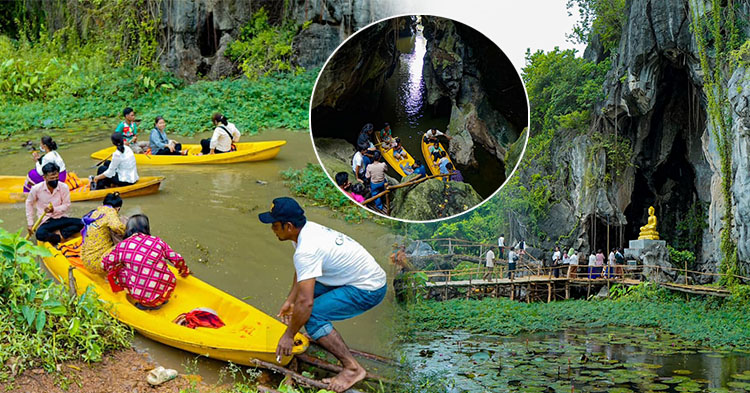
88,153,112,169
25,203,52,240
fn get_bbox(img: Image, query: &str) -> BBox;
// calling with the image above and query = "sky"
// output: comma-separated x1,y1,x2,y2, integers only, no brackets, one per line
380,0,588,72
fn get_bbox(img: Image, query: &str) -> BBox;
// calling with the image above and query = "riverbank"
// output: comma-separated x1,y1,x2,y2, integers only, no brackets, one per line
401,285,750,350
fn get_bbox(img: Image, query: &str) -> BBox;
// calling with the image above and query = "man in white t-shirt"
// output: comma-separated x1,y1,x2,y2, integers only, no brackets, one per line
259,197,386,392
498,234,505,260
423,128,452,143
567,250,579,278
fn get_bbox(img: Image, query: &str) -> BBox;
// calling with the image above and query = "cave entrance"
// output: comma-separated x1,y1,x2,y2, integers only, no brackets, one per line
586,214,626,255
199,12,219,57
623,64,706,257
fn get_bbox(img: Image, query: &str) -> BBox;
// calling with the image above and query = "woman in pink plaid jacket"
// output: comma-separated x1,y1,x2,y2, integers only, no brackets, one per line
103,214,190,309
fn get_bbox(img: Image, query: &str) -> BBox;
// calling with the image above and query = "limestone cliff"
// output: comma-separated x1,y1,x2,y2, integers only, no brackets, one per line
511,0,750,280
420,16,527,167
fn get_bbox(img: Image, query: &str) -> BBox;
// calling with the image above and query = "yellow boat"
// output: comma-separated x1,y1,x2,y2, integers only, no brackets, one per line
40,238,309,366
0,176,165,204
90,141,287,165
375,132,415,178
421,137,455,176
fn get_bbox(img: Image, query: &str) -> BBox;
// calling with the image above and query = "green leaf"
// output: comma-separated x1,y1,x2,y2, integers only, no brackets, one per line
35,310,46,332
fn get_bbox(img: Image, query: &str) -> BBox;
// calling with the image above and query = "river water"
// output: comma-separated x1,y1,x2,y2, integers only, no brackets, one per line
0,129,395,382
374,28,506,198
401,328,750,392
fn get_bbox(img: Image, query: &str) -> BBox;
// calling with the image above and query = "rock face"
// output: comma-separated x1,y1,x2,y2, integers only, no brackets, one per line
420,16,527,166
155,0,388,81
390,175,483,221
511,0,750,278
639,242,677,283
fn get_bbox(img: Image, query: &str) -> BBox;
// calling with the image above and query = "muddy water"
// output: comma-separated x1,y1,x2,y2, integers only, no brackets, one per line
375,30,506,198
402,328,750,392
0,129,395,382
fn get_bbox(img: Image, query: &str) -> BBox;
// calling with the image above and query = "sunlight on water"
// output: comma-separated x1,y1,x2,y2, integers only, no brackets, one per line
400,26,427,127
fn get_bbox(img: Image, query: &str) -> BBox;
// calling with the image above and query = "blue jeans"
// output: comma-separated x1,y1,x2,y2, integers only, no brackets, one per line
306,282,387,340
370,181,385,210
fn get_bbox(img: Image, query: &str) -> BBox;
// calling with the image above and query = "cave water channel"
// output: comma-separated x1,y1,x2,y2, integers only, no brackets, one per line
402,328,750,392
0,125,395,383
373,25,505,199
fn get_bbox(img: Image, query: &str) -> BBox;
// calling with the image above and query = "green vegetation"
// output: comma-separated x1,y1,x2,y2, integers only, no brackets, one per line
0,225,131,380
668,246,697,273
689,0,745,284
566,0,628,52
226,7,310,80
281,164,374,223
402,283,750,349
0,1,315,138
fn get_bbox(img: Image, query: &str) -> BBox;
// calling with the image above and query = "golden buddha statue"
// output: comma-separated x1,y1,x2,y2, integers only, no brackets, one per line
638,206,659,240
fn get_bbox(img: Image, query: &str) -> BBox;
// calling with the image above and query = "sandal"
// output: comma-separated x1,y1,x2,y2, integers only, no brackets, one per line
147,366,178,386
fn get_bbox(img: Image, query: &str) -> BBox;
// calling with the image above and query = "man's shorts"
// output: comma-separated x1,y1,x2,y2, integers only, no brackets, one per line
306,282,387,340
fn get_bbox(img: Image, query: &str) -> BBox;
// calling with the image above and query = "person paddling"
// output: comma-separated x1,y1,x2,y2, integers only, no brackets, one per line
259,197,386,392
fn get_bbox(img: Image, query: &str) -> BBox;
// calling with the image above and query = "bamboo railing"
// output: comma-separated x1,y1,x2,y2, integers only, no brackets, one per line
361,172,456,215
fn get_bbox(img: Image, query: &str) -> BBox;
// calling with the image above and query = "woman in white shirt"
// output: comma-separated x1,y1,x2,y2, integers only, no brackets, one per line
92,133,139,189
23,136,67,192
200,113,241,155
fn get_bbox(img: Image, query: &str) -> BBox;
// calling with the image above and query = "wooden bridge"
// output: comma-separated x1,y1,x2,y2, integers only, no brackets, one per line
399,239,747,302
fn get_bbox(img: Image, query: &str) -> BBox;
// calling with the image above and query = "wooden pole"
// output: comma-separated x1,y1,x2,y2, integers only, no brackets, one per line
547,282,552,303
565,281,570,299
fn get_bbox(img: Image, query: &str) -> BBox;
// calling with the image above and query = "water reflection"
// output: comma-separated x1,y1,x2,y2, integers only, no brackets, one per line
400,27,427,127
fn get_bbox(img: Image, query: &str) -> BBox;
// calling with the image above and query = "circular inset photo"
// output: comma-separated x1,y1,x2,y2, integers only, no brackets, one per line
310,15,529,222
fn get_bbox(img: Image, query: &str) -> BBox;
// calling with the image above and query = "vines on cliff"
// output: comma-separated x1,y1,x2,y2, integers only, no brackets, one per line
689,0,743,284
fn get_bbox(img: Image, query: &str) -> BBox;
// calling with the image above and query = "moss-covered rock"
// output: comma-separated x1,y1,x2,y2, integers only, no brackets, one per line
391,176,482,221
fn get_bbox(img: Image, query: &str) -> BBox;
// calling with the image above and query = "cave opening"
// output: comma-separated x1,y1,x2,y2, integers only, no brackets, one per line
198,12,219,57
623,64,706,256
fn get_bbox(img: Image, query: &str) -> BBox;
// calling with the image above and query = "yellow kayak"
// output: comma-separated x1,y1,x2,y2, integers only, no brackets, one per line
375,133,415,178
421,137,454,176
41,238,309,366
0,176,165,204
90,141,287,165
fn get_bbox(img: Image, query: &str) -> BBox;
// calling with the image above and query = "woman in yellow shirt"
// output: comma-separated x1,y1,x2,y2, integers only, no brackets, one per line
81,193,126,273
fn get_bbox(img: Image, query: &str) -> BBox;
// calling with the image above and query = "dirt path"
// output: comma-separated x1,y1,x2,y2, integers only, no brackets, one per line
1,348,217,393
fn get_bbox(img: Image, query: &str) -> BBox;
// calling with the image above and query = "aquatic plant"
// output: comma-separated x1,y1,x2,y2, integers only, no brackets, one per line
0,224,131,380
401,295,750,350
280,164,374,223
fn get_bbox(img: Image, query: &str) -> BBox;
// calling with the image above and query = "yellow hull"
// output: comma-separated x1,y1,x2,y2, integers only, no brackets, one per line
421,138,454,176
40,240,308,366
0,176,164,204
90,141,287,165
375,133,415,178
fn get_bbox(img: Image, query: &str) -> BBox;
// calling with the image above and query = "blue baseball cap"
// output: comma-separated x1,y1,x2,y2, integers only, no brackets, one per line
258,197,306,224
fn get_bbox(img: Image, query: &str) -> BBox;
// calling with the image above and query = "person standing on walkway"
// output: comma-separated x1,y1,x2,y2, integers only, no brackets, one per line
498,234,505,260
567,250,579,278
507,247,518,280
259,197,387,393
483,248,495,282
552,246,561,278
588,251,597,279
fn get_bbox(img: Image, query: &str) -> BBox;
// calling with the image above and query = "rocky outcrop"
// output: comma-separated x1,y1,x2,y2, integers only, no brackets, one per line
156,0,388,81
390,175,483,221
639,242,677,283
512,0,750,277
420,16,527,166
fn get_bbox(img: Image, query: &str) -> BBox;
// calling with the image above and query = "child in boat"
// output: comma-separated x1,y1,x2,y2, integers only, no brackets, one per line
429,142,442,161
81,192,126,274
379,123,397,148
392,138,408,160
412,160,427,176
23,136,67,193
447,163,464,182
115,107,149,154
103,214,190,310
399,162,414,175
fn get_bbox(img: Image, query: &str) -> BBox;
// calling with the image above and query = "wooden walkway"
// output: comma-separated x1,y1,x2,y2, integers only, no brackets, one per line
409,262,736,302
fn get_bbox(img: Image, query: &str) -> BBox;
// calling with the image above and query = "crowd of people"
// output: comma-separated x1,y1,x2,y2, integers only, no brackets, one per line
25,168,189,310
337,122,465,210
479,234,629,281
21,108,242,193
